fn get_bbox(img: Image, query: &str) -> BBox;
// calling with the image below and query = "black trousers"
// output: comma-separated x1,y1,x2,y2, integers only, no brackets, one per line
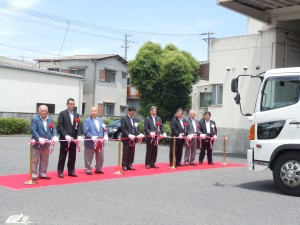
199,139,214,163
145,138,158,166
169,139,184,165
57,142,77,174
122,141,135,167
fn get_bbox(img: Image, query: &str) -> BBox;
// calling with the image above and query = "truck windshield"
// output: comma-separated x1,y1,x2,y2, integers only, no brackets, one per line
261,76,300,111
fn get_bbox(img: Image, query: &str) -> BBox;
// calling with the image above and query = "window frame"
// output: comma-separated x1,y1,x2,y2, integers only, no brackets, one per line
211,84,223,106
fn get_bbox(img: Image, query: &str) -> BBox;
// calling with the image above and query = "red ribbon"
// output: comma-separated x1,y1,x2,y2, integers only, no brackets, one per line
48,140,55,154
74,139,80,152
129,139,135,148
94,138,104,152
185,137,191,147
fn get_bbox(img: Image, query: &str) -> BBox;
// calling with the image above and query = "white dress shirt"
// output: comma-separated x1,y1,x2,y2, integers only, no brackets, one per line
128,116,134,127
93,118,100,132
69,111,74,125
40,116,48,131
179,118,184,128
152,116,156,127
205,120,211,134
191,118,196,132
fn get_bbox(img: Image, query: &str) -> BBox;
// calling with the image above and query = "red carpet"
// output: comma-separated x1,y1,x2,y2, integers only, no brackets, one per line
0,162,246,190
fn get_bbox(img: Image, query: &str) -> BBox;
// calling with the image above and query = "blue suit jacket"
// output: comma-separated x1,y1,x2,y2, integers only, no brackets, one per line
30,115,57,149
82,117,107,148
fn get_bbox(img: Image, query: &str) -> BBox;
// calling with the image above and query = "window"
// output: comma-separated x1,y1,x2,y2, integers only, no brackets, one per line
47,68,60,72
99,69,116,83
212,84,223,106
120,106,126,113
82,103,86,115
69,68,85,75
127,77,131,85
122,72,127,79
105,70,116,82
200,92,212,108
261,76,300,111
104,103,115,116
36,103,55,114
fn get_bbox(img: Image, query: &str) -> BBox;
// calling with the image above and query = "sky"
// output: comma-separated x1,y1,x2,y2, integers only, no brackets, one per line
0,0,248,62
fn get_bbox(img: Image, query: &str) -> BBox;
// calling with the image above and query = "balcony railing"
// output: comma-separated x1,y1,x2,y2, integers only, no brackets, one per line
127,85,140,98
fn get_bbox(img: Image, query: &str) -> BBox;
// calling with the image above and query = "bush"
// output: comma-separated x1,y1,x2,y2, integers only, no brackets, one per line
138,121,144,133
0,118,31,135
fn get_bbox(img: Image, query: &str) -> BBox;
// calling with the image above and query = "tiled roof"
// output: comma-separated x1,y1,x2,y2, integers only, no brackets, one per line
35,54,127,63
0,62,84,79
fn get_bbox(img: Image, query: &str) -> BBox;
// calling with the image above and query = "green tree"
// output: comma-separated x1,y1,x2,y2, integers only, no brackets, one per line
128,42,199,121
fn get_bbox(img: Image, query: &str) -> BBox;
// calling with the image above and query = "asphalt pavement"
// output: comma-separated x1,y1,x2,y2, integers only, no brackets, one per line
0,136,299,225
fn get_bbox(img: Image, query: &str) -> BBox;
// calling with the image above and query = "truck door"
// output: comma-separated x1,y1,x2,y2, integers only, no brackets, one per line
254,75,300,162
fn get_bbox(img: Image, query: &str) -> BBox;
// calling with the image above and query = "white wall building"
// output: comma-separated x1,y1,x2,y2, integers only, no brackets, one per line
0,63,83,116
192,0,300,154
36,54,129,117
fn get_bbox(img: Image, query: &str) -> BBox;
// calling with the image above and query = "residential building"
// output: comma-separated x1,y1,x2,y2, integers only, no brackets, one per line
36,54,129,117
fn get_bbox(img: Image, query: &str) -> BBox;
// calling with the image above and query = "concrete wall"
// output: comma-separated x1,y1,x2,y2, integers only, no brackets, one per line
0,65,82,114
94,57,128,117
39,57,128,117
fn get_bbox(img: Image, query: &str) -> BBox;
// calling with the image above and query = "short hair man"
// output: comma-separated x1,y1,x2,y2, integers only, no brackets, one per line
30,105,58,181
198,111,217,165
170,108,188,167
120,106,143,171
57,98,83,178
184,110,199,166
144,106,166,169
82,107,108,175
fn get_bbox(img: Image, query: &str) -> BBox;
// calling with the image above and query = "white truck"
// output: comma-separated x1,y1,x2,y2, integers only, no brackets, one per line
231,67,300,196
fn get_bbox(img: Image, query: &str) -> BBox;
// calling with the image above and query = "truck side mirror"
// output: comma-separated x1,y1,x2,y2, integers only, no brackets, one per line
234,93,241,104
231,78,238,93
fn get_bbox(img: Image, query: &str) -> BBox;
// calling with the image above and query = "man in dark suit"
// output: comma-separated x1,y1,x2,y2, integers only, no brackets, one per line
57,98,83,178
121,106,143,171
198,111,217,165
170,108,188,167
144,106,167,169
184,110,199,166
30,105,58,181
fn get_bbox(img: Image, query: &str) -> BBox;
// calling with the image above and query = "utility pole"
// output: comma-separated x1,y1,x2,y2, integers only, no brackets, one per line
202,31,215,61
121,34,135,60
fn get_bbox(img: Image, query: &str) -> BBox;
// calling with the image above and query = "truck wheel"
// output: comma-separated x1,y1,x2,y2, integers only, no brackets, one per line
273,152,300,197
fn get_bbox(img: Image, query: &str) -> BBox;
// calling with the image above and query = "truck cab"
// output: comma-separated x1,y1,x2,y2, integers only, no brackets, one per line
232,67,300,196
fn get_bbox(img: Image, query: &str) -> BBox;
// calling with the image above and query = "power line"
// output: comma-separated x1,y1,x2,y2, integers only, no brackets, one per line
0,2,205,36
0,11,124,41
58,22,70,56
0,43,62,57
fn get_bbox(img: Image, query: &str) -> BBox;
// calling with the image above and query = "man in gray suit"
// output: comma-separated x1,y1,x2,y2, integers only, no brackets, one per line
82,107,108,175
30,105,58,181
184,110,198,166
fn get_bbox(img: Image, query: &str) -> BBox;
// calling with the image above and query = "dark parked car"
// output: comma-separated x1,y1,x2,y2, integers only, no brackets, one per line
106,119,121,139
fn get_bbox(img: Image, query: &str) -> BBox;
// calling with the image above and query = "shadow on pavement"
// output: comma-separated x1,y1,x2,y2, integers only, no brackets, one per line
235,180,281,195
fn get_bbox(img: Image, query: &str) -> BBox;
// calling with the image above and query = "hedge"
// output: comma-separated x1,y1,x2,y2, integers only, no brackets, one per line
0,118,31,135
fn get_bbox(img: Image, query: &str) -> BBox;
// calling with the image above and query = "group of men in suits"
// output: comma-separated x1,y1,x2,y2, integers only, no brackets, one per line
31,98,105,180
120,106,217,171
30,100,217,179
170,109,217,167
